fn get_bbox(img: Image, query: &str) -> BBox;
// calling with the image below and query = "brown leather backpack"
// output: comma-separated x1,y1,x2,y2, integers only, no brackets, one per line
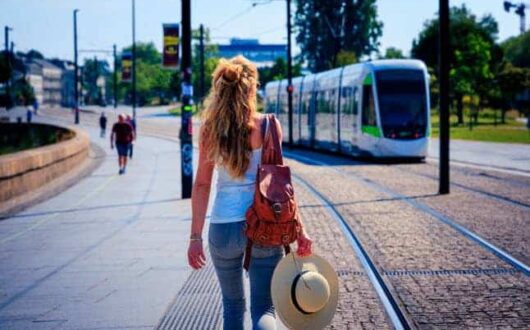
244,114,301,270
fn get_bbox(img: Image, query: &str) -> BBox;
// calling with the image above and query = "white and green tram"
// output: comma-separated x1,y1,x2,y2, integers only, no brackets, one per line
264,59,431,158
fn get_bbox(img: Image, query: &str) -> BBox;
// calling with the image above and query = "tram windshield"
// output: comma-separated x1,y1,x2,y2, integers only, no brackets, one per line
375,70,427,139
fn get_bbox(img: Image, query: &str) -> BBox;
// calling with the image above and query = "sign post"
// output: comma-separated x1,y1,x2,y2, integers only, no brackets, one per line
180,0,193,199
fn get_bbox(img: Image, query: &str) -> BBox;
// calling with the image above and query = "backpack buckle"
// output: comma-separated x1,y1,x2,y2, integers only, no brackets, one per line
272,203,282,215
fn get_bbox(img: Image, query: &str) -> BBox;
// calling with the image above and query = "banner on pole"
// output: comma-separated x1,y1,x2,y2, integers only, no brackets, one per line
121,51,132,82
162,24,180,68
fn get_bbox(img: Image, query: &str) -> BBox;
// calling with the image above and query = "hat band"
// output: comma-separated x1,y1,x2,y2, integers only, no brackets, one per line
291,271,311,315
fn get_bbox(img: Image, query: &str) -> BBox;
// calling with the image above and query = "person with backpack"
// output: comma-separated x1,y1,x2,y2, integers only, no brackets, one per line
110,113,134,175
187,56,312,329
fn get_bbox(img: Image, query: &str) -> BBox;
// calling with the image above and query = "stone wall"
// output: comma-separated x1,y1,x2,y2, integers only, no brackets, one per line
0,124,90,204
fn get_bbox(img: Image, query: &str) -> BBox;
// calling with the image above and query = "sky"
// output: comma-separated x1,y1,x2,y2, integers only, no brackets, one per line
0,0,524,65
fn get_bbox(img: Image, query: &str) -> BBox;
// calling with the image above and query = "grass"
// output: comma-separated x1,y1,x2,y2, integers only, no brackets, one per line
430,110,530,144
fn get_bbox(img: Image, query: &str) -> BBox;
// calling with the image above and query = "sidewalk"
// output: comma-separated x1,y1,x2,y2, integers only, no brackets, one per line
0,121,196,329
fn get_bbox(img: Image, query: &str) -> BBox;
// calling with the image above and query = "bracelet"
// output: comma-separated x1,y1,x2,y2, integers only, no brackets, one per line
190,233,202,241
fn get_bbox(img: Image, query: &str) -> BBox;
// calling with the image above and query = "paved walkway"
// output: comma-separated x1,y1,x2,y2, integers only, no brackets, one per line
0,122,195,329
429,138,530,173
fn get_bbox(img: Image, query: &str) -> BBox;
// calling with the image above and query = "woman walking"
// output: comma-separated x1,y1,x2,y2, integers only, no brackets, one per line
187,55,312,330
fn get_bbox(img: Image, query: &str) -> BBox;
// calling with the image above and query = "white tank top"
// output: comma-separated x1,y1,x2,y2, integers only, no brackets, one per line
210,148,262,223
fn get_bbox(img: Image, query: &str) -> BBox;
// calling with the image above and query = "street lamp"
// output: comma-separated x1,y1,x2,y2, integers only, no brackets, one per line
73,9,80,124
4,26,13,109
131,0,137,119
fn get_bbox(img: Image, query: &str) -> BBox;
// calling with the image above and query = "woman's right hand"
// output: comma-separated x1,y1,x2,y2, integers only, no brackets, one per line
187,240,206,270
296,231,313,257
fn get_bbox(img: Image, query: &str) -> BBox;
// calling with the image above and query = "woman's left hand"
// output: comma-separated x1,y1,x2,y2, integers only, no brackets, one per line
187,240,206,270
296,231,313,257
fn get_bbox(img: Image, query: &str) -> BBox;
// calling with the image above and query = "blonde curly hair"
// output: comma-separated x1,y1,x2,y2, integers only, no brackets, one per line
200,55,259,178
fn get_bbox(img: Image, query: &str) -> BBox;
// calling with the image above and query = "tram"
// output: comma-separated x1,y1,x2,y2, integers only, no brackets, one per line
264,59,431,158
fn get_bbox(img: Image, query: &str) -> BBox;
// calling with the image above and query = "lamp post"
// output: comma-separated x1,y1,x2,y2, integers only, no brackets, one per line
4,26,13,109
131,0,137,119
113,44,118,108
286,0,293,147
73,9,80,124
439,0,450,194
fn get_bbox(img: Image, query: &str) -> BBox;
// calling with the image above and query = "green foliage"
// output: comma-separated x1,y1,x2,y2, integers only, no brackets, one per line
294,0,383,72
258,57,302,87
502,31,530,68
411,5,501,123
335,50,358,67
12,77,35,105
192,27,219,101
25,49,44,60
115,42,179,105
82,58,110,105
380,47,405,59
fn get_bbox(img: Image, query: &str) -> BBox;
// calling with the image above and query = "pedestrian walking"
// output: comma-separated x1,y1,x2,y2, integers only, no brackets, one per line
33,99,39,115
110,113,135,175
187,56,313,330
99,112,107,138
126,114,136,159
26,107,33,123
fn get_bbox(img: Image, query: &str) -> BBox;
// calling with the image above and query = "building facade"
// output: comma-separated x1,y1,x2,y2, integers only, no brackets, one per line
217,38,287,67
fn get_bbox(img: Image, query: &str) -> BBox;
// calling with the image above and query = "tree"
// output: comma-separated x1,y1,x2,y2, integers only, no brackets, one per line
258,57,302,87
294,0,383,72
495,63,530,120
336,50,358,67
411,5,499,124
82,58,110,105
192,26,218,102
381,47,405,59
115,42,179,105
502,30,530,69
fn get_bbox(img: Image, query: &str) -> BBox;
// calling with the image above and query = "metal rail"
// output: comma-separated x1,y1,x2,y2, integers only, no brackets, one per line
285,151,530,276
294,174,411,330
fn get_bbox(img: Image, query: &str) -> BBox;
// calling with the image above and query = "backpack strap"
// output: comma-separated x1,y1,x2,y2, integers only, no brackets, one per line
243,240,253,271
261,114,283,165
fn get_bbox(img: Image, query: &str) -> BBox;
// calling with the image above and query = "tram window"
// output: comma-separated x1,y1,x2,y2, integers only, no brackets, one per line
350,87,358,115
362,85,377,126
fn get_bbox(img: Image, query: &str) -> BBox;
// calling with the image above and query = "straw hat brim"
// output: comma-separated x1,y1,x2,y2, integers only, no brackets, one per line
271,253,339,330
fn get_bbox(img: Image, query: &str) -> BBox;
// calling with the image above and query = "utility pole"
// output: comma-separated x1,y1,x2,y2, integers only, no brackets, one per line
503,1,528,34
131,0,137,119
439,0,450,194
113,44,118,108
180,0,193,199
286,0,294,146
73,10,79,124
199,24,205,104
4,26,12,109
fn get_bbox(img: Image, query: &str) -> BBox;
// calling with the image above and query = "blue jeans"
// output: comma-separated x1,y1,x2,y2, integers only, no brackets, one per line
209,221,283,330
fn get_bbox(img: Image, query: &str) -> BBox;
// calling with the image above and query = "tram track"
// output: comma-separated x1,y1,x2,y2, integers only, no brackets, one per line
294,174,411,330
391,164,530,210
285,150,530,276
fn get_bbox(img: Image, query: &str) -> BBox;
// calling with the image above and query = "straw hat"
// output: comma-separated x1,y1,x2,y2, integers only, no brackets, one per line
271,253,339,330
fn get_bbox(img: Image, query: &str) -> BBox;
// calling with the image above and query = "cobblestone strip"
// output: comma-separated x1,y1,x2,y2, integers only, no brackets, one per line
287,157,530,328
395,162,530,207
294,183,393,330
340,160,530,266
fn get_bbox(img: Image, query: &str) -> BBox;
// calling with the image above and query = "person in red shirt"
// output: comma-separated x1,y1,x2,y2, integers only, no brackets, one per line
110,113,135,175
